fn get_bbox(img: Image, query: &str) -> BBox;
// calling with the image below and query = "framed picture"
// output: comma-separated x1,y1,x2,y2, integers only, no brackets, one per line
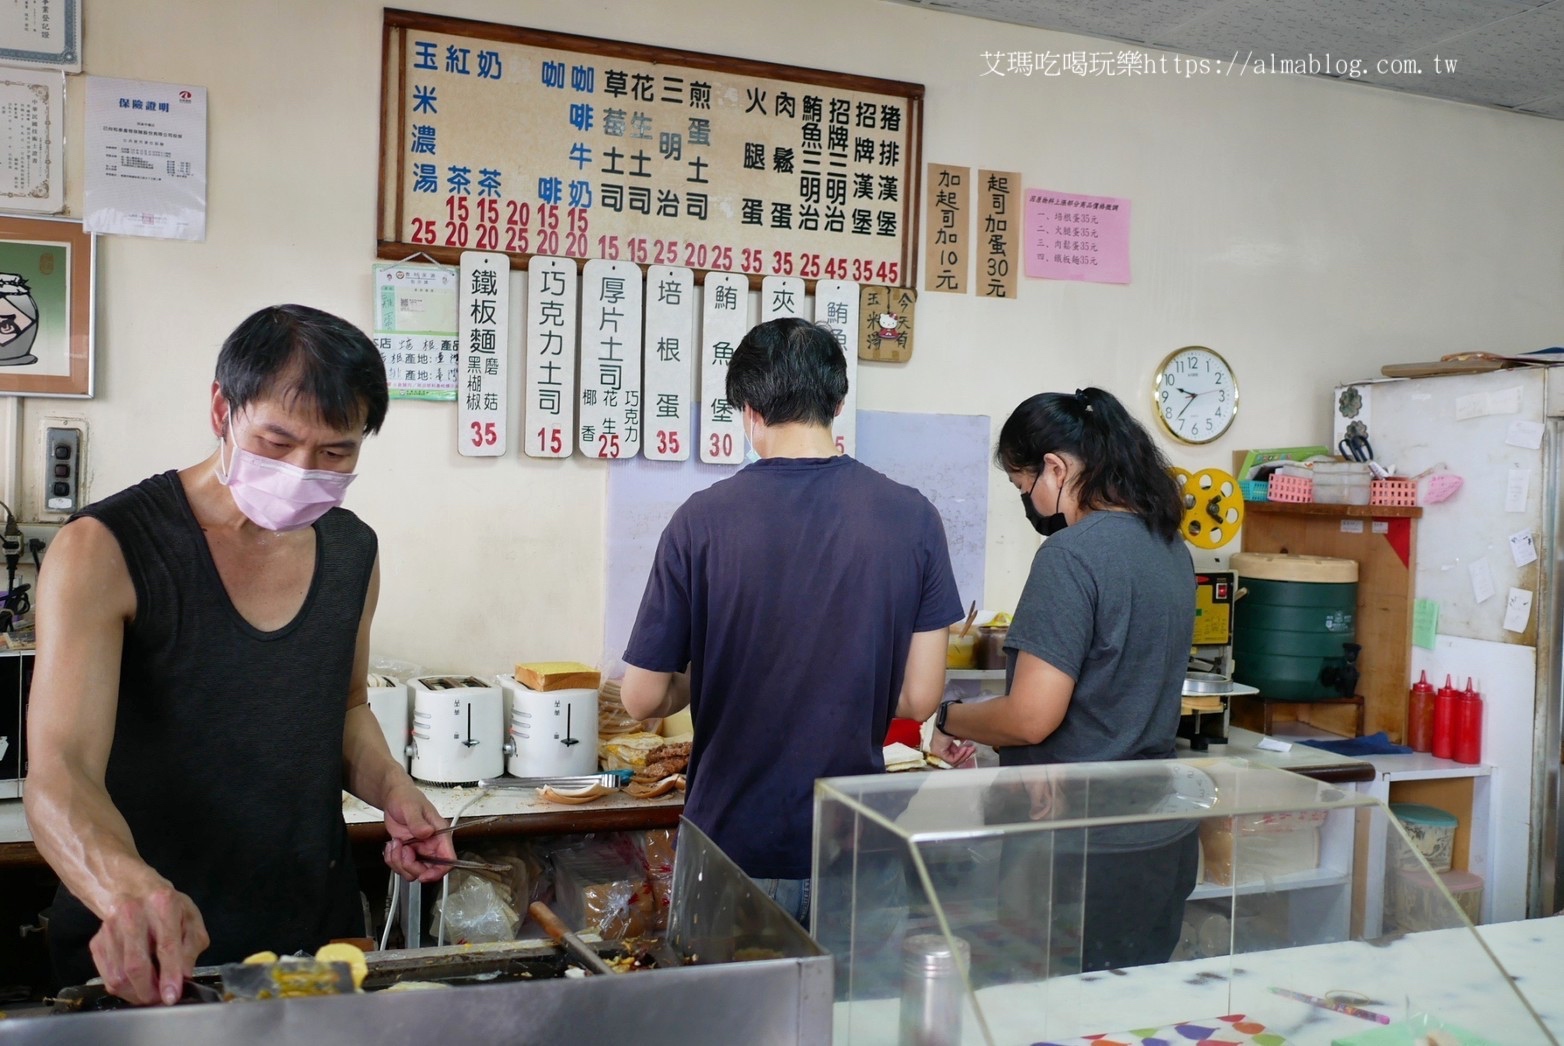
0,214,94,397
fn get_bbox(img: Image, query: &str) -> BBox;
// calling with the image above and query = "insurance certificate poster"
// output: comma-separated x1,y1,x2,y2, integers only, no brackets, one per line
83,76,208,241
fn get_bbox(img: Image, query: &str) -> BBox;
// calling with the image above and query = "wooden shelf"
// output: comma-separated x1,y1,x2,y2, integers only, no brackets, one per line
1247,501,1422,519
1239,501,1418,742
1232,693,1365,739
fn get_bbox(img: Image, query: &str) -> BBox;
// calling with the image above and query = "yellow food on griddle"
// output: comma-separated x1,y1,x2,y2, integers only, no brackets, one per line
271,958,354,997
314,942,369,990
243,951,278,965
382,980,452,992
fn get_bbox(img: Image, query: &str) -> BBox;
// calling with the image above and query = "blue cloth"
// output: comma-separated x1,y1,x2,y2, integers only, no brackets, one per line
1302,731,1412,756
624,455,963,879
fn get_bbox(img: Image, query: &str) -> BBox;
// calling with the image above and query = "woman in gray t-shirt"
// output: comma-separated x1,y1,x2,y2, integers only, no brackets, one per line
937,386,1199,974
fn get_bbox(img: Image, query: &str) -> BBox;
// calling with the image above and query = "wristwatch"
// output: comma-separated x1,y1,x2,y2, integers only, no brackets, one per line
934,699,962,737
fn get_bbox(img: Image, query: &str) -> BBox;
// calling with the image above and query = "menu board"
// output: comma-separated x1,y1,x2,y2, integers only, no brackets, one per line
379,10,922,287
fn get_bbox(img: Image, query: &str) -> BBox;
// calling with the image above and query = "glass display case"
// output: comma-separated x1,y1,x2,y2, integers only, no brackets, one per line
815,757,1546,1045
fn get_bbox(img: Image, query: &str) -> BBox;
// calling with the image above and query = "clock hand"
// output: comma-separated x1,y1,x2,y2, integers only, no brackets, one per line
1177,397,1195,419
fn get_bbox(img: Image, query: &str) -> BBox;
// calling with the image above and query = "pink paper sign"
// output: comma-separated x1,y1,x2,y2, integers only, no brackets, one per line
1024,188,1132,284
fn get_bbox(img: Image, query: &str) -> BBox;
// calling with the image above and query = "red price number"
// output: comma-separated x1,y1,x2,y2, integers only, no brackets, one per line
536,427,564,454
469,421,499,448
654,430,681,455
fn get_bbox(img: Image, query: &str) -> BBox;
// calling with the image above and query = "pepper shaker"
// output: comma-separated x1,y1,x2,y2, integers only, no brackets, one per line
899,933,971,1046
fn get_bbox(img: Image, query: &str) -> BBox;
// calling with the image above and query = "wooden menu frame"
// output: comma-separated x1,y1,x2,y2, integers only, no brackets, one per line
379,9,922,288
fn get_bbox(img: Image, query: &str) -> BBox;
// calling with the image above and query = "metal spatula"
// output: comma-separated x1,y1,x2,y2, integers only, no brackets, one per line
527,901,615,976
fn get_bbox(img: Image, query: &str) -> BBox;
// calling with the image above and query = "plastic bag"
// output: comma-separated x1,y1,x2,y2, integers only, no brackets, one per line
618,829,676,931
432,868,520,944
368,654,424,688
597,675,662,737
552,838,657,939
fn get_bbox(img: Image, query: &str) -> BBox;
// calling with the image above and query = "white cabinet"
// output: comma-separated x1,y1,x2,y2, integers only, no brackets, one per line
1357,754,1499,928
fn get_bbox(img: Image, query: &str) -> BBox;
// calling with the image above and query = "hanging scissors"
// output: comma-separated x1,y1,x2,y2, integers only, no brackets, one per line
1337,434,1391,479
1337,434,1374,462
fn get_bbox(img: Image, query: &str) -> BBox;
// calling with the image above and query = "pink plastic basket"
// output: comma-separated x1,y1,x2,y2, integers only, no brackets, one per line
1267,473,1313,503
1371,478,1417,507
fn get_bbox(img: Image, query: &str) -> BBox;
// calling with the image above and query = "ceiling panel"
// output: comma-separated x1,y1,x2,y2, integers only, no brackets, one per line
892,0,1564,119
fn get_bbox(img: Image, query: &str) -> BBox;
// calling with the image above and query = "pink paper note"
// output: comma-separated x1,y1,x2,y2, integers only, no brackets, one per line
1422,473,1464,504
1024,188,1132,284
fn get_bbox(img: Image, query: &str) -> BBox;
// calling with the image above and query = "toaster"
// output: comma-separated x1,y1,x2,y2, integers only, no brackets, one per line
497,675,599,778
366,674,411,771
408,675,505,784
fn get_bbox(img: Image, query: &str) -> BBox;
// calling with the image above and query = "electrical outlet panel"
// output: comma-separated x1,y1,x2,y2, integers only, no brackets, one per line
45,427,82,515
18,522,60,558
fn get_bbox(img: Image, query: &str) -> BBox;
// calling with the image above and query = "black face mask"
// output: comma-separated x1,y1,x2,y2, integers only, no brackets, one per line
1021,481,1067,537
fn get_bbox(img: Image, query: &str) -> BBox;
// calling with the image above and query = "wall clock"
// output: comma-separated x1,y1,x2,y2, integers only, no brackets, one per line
1153,346,1237,444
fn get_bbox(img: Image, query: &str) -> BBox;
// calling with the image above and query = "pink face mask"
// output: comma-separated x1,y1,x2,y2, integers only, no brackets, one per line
216,431,357,532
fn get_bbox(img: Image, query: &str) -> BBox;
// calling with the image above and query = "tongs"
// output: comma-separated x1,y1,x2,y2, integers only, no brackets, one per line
388,816,509,874
476,770,631,790
418,854,512,874
429,814,504,836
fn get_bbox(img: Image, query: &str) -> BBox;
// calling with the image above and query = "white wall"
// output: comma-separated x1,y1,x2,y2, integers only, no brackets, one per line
18,0,1564,675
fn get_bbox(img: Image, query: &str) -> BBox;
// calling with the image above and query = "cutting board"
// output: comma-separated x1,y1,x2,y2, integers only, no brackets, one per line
1380,358,1509,378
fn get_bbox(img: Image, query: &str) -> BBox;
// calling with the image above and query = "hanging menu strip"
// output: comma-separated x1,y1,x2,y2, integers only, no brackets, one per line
925,163,970,293
700,271,749,464
579,259,644,459
458,251,509,456
379,10,922,287
815,280,860,455
760,275,808,323
977,169,1019,299
643,264,695,461
524,255,578,457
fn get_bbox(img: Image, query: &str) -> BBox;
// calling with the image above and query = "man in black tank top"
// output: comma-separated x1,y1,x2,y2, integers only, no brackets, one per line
24,305,456,1006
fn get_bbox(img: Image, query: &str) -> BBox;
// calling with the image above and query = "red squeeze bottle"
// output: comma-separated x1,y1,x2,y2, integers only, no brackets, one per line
1431,674,1457,759
1407,670,1436,753
1454,677,1484,765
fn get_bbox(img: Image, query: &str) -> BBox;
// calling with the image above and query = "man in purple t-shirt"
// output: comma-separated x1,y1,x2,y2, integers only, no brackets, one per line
620,318,963,923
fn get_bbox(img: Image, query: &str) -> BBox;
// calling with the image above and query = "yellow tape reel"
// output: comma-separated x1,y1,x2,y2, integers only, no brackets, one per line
1173,467,1244,549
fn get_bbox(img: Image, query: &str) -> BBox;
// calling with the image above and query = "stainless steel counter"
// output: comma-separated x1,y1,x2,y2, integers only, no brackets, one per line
0,820,832,1046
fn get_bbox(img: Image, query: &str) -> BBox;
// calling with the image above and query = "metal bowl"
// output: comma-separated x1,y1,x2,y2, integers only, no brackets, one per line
1183,672,1235,696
